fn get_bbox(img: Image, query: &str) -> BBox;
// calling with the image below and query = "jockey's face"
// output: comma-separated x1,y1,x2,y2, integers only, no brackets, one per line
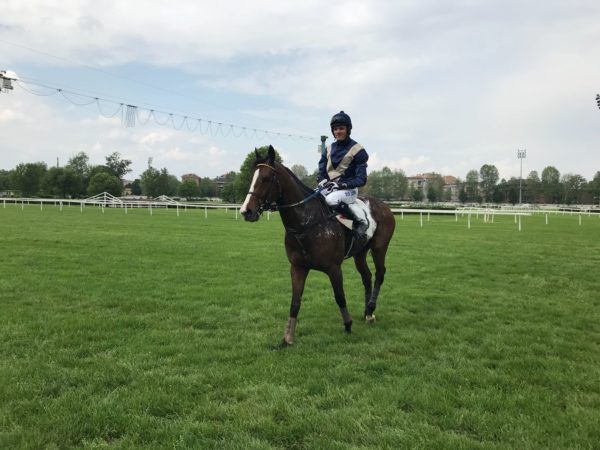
333,126,348,141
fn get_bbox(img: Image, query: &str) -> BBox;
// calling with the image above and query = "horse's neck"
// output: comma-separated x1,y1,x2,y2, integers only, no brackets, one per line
278,173,326,230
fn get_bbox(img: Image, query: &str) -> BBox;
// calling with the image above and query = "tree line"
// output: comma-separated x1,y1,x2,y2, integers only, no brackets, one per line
0,151,215,200
1,148,599,205
456,165,600,205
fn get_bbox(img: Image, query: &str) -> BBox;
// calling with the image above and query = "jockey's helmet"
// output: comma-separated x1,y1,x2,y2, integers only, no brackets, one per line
330,111,352,135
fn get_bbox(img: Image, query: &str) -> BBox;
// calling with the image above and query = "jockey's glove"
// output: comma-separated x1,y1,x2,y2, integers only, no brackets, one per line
317,179,329,188
324,181,339,191
339,182,349,189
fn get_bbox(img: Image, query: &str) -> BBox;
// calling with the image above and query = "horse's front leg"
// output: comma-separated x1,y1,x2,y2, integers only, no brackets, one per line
280,264,309,347
327,265,353,333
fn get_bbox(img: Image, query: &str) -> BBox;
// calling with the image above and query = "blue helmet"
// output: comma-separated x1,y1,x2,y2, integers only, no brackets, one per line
330,111,352,136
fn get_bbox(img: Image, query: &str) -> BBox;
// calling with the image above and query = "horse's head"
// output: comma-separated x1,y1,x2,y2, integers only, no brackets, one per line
240,145,280,222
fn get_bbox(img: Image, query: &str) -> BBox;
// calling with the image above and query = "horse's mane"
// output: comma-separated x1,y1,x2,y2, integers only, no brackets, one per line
280,165,314,195
254,154,327,207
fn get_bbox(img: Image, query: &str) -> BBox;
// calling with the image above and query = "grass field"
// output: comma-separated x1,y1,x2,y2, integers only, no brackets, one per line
1,204,599,449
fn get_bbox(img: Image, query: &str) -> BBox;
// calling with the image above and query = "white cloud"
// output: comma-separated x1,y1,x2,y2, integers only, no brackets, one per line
0,108,25,122
2,1,600,181
140,131,170,146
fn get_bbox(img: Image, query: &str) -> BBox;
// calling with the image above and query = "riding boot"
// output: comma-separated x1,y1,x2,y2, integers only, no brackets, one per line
340,203,369,238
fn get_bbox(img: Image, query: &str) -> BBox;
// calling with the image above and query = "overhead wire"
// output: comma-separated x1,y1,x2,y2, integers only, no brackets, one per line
13,78,315,141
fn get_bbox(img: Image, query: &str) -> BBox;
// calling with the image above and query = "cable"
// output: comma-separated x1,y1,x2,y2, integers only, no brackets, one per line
1,38,240,115
13,79,315,141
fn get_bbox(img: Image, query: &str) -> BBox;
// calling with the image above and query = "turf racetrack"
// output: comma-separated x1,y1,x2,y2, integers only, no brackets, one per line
1,205,599,449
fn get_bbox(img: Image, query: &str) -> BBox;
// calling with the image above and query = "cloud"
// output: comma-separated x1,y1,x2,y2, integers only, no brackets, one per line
140,131,170,146
2,1,600,181
0,108,25,122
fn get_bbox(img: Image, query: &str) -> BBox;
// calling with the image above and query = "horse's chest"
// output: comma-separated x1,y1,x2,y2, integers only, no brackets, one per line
285,229,345,267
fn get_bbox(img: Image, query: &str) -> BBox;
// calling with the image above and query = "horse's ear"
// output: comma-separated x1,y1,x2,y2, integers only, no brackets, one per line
254,148,260,160
268,145,275,165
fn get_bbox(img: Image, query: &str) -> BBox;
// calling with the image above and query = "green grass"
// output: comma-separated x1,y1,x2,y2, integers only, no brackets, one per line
1,204,599,449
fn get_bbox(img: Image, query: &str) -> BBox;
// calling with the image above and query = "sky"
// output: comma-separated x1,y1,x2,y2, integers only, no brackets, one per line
1,0,600,181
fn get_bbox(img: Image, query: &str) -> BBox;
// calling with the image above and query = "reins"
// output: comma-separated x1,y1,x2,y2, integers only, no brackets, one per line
250,163,326,212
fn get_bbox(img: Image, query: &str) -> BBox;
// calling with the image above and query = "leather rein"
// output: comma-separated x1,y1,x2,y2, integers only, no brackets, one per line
247,163,325,214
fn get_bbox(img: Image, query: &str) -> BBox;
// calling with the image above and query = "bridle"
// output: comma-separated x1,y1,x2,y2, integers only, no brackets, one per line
246,163,325,214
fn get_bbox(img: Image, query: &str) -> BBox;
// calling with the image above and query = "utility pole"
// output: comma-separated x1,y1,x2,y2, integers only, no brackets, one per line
517,149,527,205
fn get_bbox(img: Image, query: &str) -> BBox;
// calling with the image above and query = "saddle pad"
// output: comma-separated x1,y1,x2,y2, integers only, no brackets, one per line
335,198,377,240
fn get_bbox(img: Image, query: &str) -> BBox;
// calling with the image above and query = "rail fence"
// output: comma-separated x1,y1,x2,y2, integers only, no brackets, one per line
2,196,599,230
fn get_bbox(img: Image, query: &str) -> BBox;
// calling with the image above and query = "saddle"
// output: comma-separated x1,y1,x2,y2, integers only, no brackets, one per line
333,199,377,258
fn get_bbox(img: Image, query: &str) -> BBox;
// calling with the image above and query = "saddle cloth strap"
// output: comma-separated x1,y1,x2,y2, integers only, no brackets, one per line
326,143,364,181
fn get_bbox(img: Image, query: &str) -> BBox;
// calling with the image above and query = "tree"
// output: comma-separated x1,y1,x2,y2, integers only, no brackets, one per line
525,171,541,204
457,179,468,203
105,152,132,179
411,187,423,202
199,177,217,198
498,177,520,204
179,179,199,200
220,176,238,203
140,167,179,197
0,170,13,192
541,166,561,204
65,152,90,197
66,152,90,179
166,174,181,196
42,167,83,198
87,172,123,196
561,173,586,205
366,167,407,200
589,171,600,206
390,168,408,199
140,167,161,197
290,164,308,180
479,164,499,202
130,179,142,196
465,170,480,202
425,173,445,203
11,162,48,196
235,146,283,200
302,170,319,189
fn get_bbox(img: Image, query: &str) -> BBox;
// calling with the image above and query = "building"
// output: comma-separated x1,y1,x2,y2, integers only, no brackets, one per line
407,173,459,202
181,173,201,186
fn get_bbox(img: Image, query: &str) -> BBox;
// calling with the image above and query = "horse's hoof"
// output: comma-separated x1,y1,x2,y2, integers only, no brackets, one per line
365,314,376,323
275,339,292,350
344,320,353,333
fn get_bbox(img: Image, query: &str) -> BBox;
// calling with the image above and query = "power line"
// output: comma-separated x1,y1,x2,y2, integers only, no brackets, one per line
12,78,315,141
0,38,240,114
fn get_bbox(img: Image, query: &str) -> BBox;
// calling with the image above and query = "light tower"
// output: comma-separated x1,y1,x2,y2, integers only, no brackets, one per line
517,149,527,205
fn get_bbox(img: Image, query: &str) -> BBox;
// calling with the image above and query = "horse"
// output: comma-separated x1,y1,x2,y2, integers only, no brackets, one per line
240,145,396,347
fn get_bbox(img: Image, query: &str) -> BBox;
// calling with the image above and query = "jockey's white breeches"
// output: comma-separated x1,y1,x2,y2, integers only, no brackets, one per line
321,188,358,207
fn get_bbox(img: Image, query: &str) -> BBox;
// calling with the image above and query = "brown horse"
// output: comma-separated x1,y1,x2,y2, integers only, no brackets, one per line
240,146,396,347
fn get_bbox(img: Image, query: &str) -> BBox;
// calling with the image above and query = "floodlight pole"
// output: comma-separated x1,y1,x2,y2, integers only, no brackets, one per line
517,149,527,205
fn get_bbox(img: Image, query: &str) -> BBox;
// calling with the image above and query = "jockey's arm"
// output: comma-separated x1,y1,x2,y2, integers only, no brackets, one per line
340,150,368,189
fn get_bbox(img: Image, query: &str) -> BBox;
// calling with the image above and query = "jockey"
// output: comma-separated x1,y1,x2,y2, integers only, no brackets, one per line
317,110,369,238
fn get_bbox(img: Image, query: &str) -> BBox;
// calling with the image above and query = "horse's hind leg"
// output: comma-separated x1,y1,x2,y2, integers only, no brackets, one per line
353,249,373,319
365,246,387,318
327,265,353,333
